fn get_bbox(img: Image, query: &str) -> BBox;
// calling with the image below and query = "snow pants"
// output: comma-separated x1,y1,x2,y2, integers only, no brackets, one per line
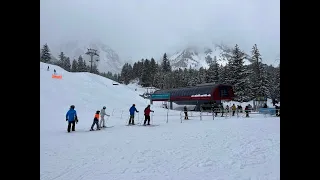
99,116,105,127
184,112,188,119
144,115,150,125
91,120,99,130
128,115,135,125
67,121,75,132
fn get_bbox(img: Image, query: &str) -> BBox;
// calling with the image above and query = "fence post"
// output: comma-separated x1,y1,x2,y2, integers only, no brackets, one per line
166,109,169,123
200,111,202,121
180,111,183,123
212,110,214,120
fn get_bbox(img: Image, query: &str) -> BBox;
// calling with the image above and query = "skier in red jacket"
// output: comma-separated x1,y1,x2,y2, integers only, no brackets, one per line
143,105,154,125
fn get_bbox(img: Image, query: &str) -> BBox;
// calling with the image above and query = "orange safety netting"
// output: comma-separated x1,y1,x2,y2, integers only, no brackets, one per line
52,74,62,79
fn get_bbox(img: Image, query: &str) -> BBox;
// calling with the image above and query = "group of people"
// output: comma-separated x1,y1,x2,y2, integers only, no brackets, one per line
65,104,155,132
128,104,154,126
65,105,110,132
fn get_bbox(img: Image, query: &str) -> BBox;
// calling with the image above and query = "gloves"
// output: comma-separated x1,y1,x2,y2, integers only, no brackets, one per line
137,111,139,113
76,119,78,124
66,119,68,121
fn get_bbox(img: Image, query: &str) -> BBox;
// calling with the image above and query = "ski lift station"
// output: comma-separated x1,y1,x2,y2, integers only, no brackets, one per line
151,83,235,111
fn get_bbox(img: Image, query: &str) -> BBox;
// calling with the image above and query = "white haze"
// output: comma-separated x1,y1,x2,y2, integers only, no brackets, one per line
40,0,280,65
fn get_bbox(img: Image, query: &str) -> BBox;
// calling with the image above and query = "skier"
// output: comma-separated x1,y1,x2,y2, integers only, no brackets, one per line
220,103,224,117
90,110,100,131
184,106,188,120
66,105,78,133
231,104,236,116
128,104,139,125
47,66,49,71
53,69,56,75
100,106,110,128
245,105,250,117
143,105,154,125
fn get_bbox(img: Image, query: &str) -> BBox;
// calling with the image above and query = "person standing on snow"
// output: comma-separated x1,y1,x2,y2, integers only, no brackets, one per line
128,104,139,125
90,110,101,131
100,106,110,128
183,106,188,120
66,105,78,133
231,104,236,116
143,105,154,125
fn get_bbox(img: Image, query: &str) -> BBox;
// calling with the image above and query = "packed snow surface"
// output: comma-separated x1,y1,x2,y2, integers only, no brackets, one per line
40,63,280,180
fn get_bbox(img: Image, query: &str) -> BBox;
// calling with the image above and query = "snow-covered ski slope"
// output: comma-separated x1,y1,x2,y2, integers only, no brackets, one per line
40,62,280,180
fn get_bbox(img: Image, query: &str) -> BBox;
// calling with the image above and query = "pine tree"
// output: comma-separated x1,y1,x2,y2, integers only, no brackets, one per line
150,58,157,86
77,56,85,72
161,53,171,73
229,44,252,102
92,63,99,74
40,43,51,63
212,57,220,83
65,57,71,72
198,67,206,84
71,59,78,72
141,59,151,86
251,44,269,99
120,63,133,85
57,52,66,68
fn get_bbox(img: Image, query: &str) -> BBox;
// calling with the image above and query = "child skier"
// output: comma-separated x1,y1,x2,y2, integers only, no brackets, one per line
100,106,110,128
90,110,100,131
128,104,139,125
143,105,154,125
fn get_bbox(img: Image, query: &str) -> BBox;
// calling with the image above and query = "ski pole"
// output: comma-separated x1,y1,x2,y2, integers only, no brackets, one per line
152,112,154,125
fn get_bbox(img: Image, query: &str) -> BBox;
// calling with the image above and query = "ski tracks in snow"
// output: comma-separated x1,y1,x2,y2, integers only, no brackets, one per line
40,118,279,180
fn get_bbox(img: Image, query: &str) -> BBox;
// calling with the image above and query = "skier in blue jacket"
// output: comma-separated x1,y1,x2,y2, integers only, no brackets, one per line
128,104,139,125
66,105,78,132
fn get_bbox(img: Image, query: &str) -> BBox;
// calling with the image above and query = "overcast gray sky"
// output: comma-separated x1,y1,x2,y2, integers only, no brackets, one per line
40,0,279,65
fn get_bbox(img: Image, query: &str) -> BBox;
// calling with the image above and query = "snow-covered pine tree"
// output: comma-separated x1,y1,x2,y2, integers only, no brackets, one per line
40,43,51,63
91,63,99,74
206,63,215,83
150,58,157,86
65,57,71,72
132,62,139,79
181,68,189,87
218,64,228,84
229,44,252,102
57,52,66,69
187,68,198,86
120,63,133,85
251,44,269,99
71,59,78,72
77,56,85,72
161,53,171,73
198,67,207,84
212,56,219,83
141,59,151,86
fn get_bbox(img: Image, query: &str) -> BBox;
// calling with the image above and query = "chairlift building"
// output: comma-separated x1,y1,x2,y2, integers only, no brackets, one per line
151,83,235,110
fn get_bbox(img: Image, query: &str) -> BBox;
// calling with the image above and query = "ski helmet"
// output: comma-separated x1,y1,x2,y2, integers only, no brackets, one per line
103,106,106,109
70,105,75,109
133,104,135,106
